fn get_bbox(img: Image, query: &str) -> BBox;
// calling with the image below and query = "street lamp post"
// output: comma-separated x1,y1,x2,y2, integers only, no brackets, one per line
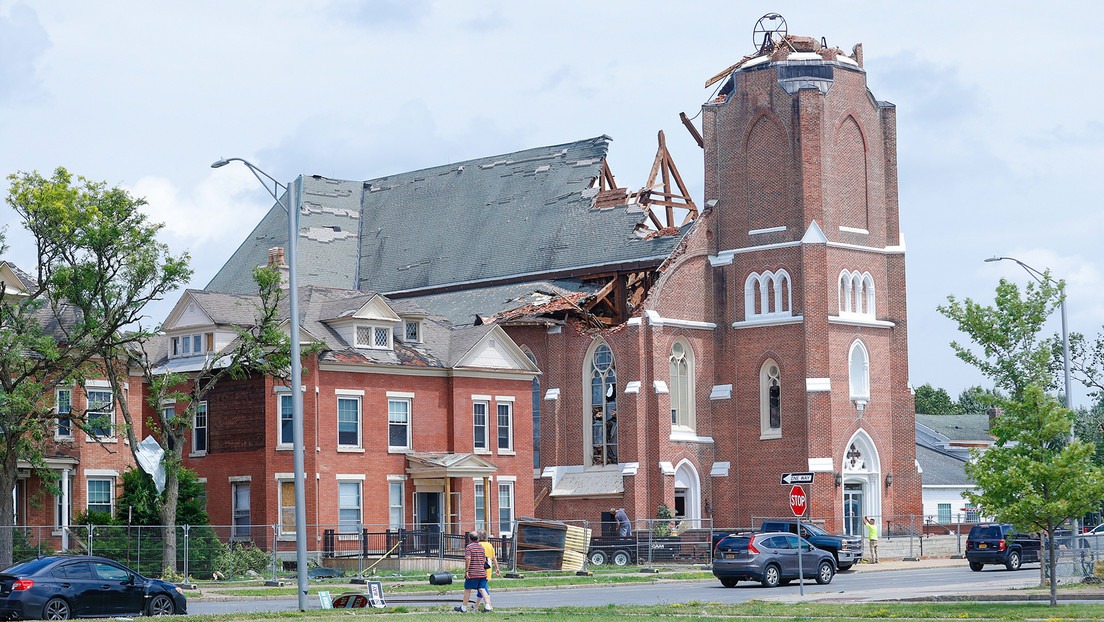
212,158,308,611
984,256,1072,411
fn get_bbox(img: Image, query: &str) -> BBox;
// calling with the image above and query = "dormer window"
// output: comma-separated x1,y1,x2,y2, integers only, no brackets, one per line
171,333,214,358
355,325,392,350
404,320,421,343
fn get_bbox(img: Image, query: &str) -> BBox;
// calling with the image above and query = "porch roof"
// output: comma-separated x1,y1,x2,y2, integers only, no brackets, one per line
405,452,498,478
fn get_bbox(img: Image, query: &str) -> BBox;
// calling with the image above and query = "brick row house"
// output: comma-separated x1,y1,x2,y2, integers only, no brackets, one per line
153,278,537,544
204,23,920,535
1,261,141,549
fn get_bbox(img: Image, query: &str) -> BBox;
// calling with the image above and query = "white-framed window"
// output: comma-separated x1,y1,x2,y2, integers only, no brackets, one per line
496,400,513,451
278,479,294,536
86,387,114,438
232,482,251,539
87,478,113,516
171,332,213,358
587,342,618,466
938,503,951,524
388,479,405,529
404,320,421,343
278,393,294,446
475,480,488,533
839,270,876,317
744,270,793,319
337,395,361,449
55,388,72,438
498,480,514,536
760,360,781,439
473,401,489,451
338,481,362,534
355,324,392,350
669,340,694,430
192,401,208,455
388,396,412,450
849,340,871,403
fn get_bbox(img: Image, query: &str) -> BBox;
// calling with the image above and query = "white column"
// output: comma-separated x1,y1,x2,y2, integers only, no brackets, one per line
61,469,70,551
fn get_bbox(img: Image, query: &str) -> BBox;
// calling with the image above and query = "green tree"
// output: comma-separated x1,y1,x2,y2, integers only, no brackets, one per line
106,264,294,573
956,385,1005,415
938,276,1063,401
964,385,1104,606
1,167,190,568
1068,329,1104,403
913,383,962,415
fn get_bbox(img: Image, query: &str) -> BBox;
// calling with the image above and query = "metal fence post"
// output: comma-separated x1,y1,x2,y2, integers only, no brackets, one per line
907,514,916,561
88,524,94,557
271,524,279,582
136,526,141,574
182,525,190,581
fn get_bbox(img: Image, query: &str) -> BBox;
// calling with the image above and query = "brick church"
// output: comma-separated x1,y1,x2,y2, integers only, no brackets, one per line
203,21,919,536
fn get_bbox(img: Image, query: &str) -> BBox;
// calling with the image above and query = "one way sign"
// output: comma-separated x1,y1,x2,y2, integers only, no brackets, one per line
780,472,814,485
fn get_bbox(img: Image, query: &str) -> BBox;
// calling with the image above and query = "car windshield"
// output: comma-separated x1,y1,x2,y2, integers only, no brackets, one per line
801,523,828,537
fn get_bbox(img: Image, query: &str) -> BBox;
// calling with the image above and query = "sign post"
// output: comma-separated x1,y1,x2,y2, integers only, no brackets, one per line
788,484,807,596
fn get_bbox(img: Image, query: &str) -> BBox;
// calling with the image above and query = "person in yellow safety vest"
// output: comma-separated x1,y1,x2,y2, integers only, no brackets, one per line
864,516,879,563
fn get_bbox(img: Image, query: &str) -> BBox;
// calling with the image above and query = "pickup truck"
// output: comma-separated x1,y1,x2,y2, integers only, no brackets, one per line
761,521,863,570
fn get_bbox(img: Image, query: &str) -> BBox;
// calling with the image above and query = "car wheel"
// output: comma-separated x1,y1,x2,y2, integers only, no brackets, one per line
612,550,631,566
43,597,71,621
147,593,176,616
720,577,738,588
589,550,607,566
1005,550,1021,571
969,561,983,572
816,560,835,585
761,564,781,588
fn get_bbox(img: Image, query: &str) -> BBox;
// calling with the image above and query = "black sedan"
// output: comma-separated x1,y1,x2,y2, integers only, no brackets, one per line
0,555,186,619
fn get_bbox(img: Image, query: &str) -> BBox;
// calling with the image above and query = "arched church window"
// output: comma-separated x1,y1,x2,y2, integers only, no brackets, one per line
760,360,781,438
849,340,870,404
589,343,618,466
669,340,694,430
744,270,792,320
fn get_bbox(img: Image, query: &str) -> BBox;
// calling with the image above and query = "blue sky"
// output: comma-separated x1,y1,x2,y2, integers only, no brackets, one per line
1,1,1100,408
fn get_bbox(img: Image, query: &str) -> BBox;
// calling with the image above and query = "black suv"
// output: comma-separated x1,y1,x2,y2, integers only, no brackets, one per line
964,523,1041,571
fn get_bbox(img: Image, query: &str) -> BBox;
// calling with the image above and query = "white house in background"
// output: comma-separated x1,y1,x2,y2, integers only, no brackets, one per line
915,414,996,525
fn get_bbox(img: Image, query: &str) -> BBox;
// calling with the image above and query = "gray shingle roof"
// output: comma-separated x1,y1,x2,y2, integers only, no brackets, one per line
915,414,992,443
916,443,972,487
206,136,688,297
402,279,602,326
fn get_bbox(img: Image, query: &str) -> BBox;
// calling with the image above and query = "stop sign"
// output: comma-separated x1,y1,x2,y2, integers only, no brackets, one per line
789,484,807,517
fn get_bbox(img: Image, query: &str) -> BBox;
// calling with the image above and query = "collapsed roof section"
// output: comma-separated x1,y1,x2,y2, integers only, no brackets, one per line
207,134,699,329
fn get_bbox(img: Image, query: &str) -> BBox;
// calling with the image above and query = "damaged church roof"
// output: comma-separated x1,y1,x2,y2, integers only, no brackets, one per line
206,136,690,298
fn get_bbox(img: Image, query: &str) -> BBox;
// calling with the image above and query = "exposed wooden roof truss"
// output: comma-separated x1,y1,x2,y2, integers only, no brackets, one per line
631,130,698,231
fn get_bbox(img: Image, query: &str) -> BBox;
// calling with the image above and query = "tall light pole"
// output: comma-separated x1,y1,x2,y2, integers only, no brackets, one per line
212,158,308,611
984,256,1072,410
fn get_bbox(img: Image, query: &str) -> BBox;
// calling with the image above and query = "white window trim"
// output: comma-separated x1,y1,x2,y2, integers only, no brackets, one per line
86,477,114,515
473,400,490,452
760,360,782,440
337,480,363,535
355,323,393,350
55,387,73,440
84,385,116,442
276,478,295,538
387,396,413,452
496,400,514,453
190,401,208,457
277,393,294,449
336,394,363,450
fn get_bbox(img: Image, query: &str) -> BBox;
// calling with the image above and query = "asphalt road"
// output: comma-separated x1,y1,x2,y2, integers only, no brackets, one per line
188,562,1044,614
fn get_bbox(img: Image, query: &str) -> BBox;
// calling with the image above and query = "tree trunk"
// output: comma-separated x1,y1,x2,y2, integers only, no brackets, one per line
159,466,180,576
0,450,18,569
1047,521,1058,606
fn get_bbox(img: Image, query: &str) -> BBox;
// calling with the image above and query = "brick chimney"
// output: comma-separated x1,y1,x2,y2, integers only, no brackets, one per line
987,406,1003,428
266,247,290,290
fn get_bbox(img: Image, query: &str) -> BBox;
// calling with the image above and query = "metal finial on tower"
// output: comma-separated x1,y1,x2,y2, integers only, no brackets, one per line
753,13,787,53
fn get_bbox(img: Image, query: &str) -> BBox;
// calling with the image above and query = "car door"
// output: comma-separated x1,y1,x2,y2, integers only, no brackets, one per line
53,561,100,617
91,561,145,615
795,535,821,577
768,535,799,578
